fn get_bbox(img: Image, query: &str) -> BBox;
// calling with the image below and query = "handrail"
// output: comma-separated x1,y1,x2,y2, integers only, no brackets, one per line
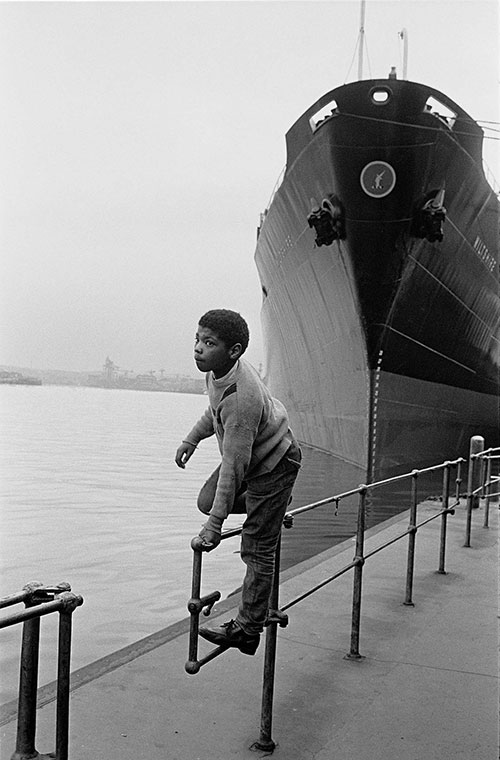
0,582,83,760
185,438,495,751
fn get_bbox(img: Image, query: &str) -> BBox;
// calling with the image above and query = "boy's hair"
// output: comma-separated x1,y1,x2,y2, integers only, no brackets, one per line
199,309,250,353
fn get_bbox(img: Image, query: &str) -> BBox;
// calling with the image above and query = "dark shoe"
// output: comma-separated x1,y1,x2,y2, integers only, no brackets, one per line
198,619,260,655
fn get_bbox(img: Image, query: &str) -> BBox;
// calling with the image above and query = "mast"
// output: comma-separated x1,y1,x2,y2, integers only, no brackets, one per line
358,0,366,80
399,28,408,79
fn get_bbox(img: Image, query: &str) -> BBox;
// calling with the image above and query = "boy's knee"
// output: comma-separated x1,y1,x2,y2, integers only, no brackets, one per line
196,488,214,515
197,467,219,515
197,491,212,515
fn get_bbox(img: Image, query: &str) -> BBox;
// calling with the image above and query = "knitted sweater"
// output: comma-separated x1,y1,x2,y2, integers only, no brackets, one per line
184,359,293,520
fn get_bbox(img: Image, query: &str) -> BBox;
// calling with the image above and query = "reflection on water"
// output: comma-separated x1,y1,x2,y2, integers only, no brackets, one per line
0,386,444,706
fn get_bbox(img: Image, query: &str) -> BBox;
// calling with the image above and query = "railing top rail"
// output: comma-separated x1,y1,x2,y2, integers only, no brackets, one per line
0,592,83,631
0,590,31,610
477,446,500,456
218,456,465,541
0,582,71,610
286,457,464,519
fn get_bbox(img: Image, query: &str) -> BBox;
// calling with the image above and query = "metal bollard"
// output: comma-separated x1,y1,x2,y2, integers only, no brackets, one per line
404,472,418,606
464,435,484,547
346,487,367,659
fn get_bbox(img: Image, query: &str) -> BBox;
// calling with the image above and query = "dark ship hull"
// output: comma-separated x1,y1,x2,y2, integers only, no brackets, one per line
255,78,499,495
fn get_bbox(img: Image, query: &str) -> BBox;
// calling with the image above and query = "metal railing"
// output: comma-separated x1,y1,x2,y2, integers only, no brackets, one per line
0,582,83,760
186,436,496,751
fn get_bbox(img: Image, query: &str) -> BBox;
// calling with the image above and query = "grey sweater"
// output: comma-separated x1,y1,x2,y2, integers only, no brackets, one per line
184,359,293,520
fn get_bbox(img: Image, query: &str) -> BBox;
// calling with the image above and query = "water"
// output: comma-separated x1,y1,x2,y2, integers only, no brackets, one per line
0,385,245,705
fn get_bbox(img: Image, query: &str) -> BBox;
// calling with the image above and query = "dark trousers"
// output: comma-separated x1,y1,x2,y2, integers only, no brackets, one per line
198,440,301,634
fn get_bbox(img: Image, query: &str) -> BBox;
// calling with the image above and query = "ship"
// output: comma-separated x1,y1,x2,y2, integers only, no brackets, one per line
254,72,499,496
0,370,42,386
86,357,205,394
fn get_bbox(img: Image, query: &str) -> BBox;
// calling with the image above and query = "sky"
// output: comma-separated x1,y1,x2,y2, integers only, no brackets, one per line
0,0,498,376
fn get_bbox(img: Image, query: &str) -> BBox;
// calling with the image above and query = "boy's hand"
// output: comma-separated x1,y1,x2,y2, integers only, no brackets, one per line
199,514,223,551
175,441,197,469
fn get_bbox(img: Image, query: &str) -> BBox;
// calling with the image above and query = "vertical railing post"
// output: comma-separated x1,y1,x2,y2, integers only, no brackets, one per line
483,455,492,528
255,532,284,753
11,583,44,760
404,471,418,606
455,460,462,502
55,592,83,760
479,453,487,499
437,464,450,574
464,435,484,547
185,538,204,674
346,487,366,659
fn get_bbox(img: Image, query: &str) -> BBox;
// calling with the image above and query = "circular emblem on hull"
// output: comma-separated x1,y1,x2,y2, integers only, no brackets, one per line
360,161,396,198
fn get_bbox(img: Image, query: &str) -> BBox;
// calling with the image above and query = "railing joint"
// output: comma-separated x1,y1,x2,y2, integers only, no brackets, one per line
187,590,221,617
56,591,84,615
190,535,213,552
250,738,276,753
265,610,289,628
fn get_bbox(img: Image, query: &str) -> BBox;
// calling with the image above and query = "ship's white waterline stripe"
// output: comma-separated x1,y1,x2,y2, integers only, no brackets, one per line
380,325,477,375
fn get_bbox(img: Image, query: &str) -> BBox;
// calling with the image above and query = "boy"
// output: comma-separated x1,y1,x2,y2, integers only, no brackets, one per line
175,309,301,655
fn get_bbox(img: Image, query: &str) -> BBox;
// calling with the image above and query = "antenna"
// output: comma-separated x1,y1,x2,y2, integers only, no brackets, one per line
399,28,408,79
358,0,366,80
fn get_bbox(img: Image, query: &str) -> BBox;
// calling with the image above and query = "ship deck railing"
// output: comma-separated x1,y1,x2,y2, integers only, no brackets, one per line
186,435,499,752
0,583,83,760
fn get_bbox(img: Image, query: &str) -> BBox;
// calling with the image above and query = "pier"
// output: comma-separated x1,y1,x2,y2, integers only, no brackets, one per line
1,490,496,759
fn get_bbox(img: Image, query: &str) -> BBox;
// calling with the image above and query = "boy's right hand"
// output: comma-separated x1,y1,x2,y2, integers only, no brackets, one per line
175,441,197,469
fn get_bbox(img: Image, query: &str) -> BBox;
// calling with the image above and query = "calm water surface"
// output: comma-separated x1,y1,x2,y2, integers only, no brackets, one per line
0,385,245,704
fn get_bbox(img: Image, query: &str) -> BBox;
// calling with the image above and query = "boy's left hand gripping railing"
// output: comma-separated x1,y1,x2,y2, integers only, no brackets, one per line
0,582,84,760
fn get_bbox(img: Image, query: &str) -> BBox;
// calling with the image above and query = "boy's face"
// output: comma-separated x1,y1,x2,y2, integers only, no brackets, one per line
194,325,241,379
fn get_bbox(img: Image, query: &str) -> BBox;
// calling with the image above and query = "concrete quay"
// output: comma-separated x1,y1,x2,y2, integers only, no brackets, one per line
1,498,497,760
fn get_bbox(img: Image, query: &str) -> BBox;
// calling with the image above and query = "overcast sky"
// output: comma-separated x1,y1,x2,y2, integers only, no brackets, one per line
1,0,498,376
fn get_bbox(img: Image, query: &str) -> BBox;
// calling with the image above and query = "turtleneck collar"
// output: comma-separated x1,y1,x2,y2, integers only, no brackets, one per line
211,359,240,386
